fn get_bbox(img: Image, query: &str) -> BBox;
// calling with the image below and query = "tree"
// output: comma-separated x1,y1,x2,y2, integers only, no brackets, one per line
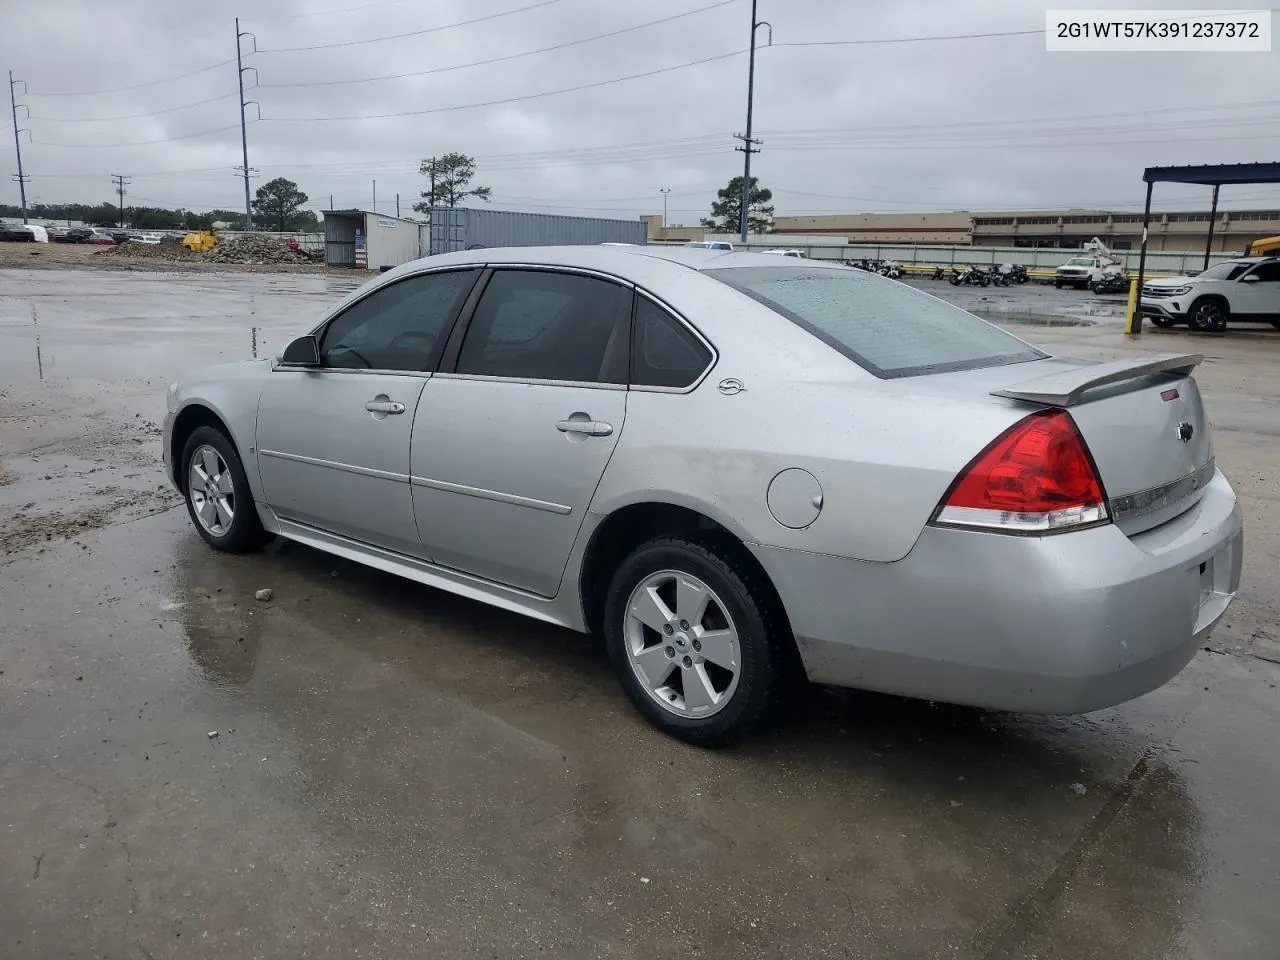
413,152,492,212
701,176,774,235
251,177,309,231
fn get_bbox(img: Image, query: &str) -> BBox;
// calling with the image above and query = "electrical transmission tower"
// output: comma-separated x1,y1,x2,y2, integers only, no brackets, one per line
111,174,131,228
9,70,30,224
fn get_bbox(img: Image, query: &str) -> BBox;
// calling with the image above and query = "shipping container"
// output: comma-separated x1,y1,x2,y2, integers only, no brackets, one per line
427,207,646,256
323,210,421,270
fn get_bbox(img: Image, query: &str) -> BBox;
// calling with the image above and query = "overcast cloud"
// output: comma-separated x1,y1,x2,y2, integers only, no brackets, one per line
5,0,1280,223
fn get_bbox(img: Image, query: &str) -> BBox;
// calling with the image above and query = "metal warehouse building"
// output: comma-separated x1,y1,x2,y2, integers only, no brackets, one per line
322,210,422,270
425,207,646,256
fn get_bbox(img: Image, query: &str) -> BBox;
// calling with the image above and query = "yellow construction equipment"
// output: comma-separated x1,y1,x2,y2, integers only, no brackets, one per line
182,229,218,252
1242,235,1280,257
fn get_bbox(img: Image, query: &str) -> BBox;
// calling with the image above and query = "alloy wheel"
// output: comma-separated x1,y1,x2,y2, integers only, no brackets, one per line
623,570,741,719
188,444,235,537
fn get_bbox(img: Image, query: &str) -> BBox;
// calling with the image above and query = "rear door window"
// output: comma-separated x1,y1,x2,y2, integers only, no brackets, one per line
631,295,713,389
455,270,629,383
706,265,1045,379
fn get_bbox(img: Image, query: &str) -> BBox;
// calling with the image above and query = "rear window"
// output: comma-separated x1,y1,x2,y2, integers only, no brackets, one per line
705,265,1046,379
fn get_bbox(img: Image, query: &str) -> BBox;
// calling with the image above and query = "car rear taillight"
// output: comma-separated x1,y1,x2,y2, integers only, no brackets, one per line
932,409,1109,534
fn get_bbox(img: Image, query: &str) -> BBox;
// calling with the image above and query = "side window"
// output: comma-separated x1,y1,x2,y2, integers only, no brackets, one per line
320,270,475,371
631,295,712,389
455,270,627,383
1245,262,1280,282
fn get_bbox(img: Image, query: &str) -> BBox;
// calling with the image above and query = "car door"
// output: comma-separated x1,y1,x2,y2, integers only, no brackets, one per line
1232,260,1280,317
410,267,632,596
256,268,479,557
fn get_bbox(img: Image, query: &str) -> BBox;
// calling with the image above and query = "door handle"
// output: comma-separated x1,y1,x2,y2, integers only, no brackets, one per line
556,418,613,437
365,399,405,414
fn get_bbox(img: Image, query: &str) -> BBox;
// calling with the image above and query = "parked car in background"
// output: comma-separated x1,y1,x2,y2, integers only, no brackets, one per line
163,246,1242,745
0,224,49,242
1141,256,1280,332
685,241,734,251
761,248,805,258
84,229,118,245
132,232,165,245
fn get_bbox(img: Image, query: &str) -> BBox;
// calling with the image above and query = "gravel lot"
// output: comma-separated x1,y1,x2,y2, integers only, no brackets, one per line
1,265,1277,960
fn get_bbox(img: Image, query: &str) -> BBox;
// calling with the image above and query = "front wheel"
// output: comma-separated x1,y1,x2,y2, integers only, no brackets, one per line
181,426,270,553
603,537,783,747
1188,298,1228,333
1054,280,1063,289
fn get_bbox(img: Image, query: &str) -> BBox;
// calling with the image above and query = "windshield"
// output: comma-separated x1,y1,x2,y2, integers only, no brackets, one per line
1194,261,1252,281
706,265,1046,379
1064,258,1094,266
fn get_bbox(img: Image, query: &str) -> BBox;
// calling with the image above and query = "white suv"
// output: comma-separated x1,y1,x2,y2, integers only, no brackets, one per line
1141,257,1280,333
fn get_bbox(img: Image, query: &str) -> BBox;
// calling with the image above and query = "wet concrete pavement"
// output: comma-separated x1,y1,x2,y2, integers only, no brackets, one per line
1,267,1278,959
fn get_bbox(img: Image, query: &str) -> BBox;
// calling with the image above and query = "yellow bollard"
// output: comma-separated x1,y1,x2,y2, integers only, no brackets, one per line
1124,277,1141,336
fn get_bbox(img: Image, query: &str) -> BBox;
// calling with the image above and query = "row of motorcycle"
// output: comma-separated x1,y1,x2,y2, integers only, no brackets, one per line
845,258,905,279
942,263,1030,287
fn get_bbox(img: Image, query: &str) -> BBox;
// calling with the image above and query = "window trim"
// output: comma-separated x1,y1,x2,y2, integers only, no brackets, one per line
628,289,718,394
273,266,481,375
440,264,635,388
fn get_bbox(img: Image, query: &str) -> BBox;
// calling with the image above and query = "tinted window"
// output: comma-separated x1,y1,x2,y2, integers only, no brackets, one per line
321,270,475,371
706,265,1045,379
632,295,712,388
1245,261,1280,282
456,270,627,383
1196,261,1252,281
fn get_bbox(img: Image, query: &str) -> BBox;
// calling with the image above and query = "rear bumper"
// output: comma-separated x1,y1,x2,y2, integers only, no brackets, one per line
751,470,1242,714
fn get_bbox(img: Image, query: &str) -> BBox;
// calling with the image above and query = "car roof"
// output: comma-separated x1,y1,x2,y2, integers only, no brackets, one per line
405,244,844,275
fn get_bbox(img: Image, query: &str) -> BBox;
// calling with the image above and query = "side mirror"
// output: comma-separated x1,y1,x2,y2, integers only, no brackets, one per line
1240,274,1260,283
280,334,320,365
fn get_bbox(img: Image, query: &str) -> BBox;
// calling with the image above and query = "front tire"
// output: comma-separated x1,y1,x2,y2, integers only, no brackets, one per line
180,426,270,553
1188,297,1228,333
603,537,782,747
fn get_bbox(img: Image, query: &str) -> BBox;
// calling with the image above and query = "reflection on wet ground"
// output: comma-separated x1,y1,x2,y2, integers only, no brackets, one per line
0,267,1277,958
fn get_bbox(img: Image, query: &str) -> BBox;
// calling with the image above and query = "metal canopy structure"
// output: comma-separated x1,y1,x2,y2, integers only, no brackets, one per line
1131,162,1280,336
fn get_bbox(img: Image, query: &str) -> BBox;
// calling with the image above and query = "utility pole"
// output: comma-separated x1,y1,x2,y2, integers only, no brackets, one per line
8,71,29,224
329,193,334,211
111,174,131,228
429,156,437,208
235,18,256,231
396,193,400,218
735,0,770,244
660,187,671,227
372,179,377,213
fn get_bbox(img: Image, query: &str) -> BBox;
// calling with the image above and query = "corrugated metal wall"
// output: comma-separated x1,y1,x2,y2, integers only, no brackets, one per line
363,214,421,271
324,214,359,267
427,207,646,255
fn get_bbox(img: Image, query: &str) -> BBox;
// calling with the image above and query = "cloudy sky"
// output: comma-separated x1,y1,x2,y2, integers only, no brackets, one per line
4,0,1280,223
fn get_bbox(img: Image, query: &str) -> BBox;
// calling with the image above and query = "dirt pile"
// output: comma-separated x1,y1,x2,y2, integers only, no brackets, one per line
98,241,202,263
98,235,319,266
206,235,317,264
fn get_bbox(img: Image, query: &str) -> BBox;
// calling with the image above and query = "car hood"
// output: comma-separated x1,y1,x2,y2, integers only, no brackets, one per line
1146,275,1195,287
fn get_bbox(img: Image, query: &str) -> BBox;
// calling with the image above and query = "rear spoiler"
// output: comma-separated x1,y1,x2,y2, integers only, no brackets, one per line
992,353,1203,407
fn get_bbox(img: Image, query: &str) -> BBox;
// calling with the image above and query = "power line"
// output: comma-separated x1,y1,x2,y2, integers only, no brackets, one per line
262,50,745,122
24,59,237,97
774,29,1041,48
243,0,466,21
32,122,247,148
258,0,740,89
257,0,566,53
27,92,239,123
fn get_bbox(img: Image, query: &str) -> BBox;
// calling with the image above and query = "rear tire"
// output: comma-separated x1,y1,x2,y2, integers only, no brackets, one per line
1188,297,1228,333
603,536,783,747
1054,280,1063,289
180,426,271,553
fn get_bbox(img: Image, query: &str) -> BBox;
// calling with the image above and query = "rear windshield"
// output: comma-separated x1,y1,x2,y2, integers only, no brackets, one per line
705,265,1046,379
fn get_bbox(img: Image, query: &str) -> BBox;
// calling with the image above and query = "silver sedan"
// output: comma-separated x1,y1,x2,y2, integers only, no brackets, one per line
163,246,1243,745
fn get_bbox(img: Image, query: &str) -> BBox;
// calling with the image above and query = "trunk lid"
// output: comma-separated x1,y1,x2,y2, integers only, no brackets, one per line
917,354,1214,535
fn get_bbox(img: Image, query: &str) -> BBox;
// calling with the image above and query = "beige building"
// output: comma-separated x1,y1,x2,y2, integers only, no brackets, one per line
646,209,1280,253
